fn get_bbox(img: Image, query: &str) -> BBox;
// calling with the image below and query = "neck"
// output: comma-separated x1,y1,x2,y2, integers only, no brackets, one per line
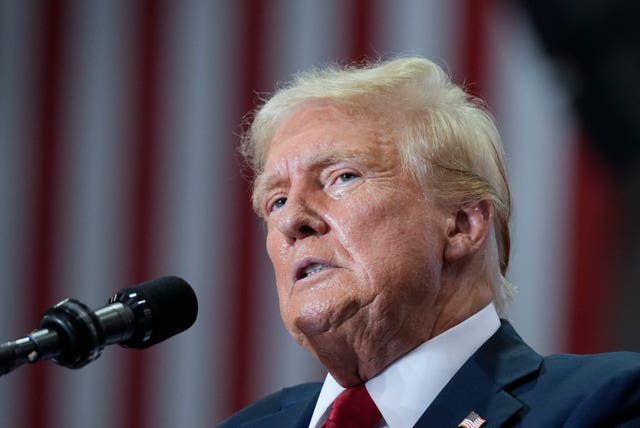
302,319,428,387
298,275,494,387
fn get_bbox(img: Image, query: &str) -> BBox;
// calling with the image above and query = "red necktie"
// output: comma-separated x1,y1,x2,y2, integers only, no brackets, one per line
321,385,382,428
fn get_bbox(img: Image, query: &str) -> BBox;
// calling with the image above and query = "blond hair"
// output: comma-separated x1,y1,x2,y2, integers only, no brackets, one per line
240,56,514,312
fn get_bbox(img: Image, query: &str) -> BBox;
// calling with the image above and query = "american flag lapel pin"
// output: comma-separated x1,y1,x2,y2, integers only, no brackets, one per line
458,411,487,428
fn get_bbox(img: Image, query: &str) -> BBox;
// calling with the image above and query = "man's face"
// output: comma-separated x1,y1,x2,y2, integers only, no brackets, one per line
257,103,451,355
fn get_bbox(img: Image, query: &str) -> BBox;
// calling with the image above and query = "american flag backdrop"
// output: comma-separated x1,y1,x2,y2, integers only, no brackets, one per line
0,1,638,427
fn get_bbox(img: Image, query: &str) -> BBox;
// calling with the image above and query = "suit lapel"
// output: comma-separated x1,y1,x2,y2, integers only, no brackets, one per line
238,385,320,428
415,320,542,427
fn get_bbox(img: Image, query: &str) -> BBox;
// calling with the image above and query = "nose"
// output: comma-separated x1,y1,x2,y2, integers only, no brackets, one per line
276,192,328,242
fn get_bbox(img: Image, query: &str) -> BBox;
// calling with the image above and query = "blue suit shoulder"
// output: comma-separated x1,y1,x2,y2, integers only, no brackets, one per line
543,350,640,376
416,320,640,427
512,350,640,426
216,382,322,428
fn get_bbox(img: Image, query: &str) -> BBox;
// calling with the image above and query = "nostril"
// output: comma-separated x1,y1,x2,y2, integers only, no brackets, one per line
298,225,315,236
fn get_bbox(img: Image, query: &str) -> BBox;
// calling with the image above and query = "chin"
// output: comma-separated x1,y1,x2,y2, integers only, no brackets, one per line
291,304,335,337
291,293,365,339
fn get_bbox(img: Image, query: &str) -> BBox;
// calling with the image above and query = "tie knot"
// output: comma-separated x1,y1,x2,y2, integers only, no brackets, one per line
322,385,382,428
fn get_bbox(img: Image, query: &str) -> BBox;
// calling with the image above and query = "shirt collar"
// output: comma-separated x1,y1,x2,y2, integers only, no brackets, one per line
308,303,500,428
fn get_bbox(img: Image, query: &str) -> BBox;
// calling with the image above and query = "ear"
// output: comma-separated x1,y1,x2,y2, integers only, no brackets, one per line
444,199,494,264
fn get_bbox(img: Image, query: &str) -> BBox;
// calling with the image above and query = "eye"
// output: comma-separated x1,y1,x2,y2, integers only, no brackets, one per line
269,197,287,212
337,172,359,183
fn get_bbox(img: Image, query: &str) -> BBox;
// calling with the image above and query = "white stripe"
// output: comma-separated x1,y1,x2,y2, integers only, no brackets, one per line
144,1,241,426
0,2,39,427
486,5,574,354
373,0,457,67
268,0,352,75
48,2,138,427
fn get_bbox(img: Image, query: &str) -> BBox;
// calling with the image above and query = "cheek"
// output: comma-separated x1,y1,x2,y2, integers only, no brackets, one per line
339,194,429,249
344,198,442,284
266,235,292,303
266,231,286,270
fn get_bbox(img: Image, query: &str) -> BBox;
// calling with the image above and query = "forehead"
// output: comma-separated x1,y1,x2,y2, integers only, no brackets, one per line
256,103,395,186
272,102,374,145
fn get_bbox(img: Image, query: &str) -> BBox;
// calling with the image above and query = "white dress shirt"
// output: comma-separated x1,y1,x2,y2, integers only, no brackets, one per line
308,303,501,428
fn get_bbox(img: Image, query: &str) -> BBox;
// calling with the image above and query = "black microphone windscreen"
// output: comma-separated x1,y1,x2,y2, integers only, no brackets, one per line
111,276,198,348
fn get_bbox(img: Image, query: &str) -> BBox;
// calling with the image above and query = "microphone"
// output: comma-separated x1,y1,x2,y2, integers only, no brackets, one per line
0,276,197,376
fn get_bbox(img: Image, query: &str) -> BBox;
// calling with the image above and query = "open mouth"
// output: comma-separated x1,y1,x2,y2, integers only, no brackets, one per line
294,259,334,282
298,263,328,280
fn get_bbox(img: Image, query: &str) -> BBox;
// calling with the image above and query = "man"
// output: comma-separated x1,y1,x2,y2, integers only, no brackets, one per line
219,57,640,427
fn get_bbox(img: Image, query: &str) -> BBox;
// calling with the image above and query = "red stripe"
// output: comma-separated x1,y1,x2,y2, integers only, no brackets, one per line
567,137,620,353
24,2,68,427
227,0,268,413
457,0,492,98
121,2,166,427
350,0,376,60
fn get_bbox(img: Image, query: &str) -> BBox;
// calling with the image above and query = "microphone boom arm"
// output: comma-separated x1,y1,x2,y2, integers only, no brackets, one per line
0,276,197,377
0,298,132,375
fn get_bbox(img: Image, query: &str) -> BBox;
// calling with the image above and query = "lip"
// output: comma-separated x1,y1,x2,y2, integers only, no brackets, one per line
292,256,336,283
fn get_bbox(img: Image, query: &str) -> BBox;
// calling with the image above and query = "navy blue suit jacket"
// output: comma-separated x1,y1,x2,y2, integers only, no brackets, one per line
217,321,640,427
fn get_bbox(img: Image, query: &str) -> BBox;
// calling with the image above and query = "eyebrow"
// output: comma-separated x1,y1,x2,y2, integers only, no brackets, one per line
253,148,374,207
